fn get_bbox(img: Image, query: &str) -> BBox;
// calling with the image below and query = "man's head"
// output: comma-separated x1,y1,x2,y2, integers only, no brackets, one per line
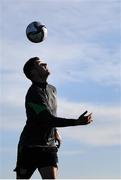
23,57,50,82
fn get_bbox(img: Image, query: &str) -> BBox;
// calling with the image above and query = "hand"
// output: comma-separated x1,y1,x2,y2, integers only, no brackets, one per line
55,129,62,148
77,111,93,125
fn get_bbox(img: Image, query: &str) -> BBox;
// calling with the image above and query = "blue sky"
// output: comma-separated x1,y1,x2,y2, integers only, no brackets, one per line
0,0,121,179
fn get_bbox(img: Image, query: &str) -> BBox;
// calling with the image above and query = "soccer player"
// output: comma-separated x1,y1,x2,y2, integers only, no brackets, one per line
14,57,92,179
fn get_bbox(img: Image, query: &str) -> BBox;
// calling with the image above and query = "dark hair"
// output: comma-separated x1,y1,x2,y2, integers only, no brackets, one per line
23,57,39,79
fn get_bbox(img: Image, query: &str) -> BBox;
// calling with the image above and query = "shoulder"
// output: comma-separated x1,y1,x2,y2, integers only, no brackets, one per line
28,84,41,93
48,84,57,93
26,84,43,99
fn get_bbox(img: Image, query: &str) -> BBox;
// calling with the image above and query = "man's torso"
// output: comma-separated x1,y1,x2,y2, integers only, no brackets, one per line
19,82,57,148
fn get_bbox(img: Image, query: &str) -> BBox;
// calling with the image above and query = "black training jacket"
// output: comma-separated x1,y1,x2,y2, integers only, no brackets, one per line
19,82,76,148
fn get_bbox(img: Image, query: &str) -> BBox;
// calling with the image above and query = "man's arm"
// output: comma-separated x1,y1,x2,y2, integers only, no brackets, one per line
27,88,92,128
36,109,92,127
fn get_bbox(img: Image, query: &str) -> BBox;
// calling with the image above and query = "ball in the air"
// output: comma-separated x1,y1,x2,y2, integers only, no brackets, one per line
26,21,47,43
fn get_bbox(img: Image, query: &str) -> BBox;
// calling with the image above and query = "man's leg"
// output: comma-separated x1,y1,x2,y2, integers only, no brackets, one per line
16,167,36,179
38,166,58,179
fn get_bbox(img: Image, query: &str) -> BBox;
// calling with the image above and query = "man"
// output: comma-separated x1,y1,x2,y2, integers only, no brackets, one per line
14,57,92,179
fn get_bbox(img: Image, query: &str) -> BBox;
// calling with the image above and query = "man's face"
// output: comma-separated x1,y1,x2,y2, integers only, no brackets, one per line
32,59,50,79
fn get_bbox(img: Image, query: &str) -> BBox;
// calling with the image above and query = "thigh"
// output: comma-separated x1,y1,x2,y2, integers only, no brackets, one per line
38,166,58,179
16,167,36,179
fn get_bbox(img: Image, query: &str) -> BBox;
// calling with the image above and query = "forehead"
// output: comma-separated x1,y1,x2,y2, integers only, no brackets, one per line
35,59,43,64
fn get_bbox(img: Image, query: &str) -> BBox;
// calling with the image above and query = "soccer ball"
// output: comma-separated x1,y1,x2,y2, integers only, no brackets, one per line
26,21,47,43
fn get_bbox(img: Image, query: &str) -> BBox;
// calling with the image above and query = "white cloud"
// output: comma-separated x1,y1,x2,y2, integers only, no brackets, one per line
0,0,120,146
1,96,120,147
59,149,85,156
1,0,119,44
1,0,120,87
0,115,25,130
0,147,16,154
1,40,120,87
0,1,120,179
57,98,121,146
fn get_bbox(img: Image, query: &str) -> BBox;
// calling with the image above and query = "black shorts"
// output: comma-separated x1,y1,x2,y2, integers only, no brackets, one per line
14,146,58,171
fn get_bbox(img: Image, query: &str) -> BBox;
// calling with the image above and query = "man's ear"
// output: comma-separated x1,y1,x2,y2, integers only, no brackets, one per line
31,69,36,75
30,69,36,79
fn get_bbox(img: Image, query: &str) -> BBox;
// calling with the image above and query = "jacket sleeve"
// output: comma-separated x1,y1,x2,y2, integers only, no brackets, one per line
36,109,76,127
28,101,76,127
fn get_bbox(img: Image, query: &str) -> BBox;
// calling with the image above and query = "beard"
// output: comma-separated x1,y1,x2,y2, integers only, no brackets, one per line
39,69,50,79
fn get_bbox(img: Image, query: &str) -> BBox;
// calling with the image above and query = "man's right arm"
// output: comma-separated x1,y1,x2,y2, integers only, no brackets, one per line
27,87,92,127
36,110,92,127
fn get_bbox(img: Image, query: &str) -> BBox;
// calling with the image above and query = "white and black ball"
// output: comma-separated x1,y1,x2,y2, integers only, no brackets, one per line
26,21,47,43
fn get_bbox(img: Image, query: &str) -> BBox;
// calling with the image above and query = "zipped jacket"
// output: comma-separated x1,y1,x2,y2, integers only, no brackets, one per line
19,82,76,147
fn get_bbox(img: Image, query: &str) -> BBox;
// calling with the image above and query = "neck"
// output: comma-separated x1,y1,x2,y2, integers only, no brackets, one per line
34,79,47,83
32,77,48,83
32,81,47,88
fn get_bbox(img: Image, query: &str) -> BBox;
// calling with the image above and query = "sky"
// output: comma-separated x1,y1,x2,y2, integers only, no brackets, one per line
0,0,121,179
